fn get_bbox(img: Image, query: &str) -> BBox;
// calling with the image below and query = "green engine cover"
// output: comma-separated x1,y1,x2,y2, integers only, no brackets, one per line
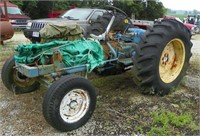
14,39,104,72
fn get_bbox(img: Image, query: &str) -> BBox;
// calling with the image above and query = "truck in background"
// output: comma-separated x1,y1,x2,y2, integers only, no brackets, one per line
0,1,30,29
0,0,14,45
24,7,155,43
162,15,198,35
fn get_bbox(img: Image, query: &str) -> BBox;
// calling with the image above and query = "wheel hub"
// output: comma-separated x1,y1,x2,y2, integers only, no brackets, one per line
162,53,169,65
69,100,78,109
159,38,185,83
60,89,90,123
13,70,36,87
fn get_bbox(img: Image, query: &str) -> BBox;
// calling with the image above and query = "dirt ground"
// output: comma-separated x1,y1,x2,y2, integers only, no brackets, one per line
0,32,200,135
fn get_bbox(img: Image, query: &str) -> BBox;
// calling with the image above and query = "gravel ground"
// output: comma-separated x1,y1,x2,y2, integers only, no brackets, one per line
0,32,200,135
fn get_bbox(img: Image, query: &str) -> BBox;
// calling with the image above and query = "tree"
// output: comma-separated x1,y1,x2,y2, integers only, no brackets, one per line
193,9,198,15
9,0,23,8
148,0,166,20
21,0,40,18
9,0,166,20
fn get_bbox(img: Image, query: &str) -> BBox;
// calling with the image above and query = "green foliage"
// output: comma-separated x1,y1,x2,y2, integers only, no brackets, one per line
51,1,70,11
170,113,192,127
135,126,143,133
147,127,170,136
146,111,199,136
9,0,23,8
132,108,199,136
189,122,200,131
8,0,166,20
108,0,166,20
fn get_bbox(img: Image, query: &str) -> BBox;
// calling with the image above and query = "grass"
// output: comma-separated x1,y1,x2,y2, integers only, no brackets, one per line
0,45,15,62
132,109,199,136
148,111,195,135
0,32,199,136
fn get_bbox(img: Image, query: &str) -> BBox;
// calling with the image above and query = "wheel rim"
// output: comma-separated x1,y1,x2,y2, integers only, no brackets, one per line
59,89,90,123
13,69,36,87
159,38,185,83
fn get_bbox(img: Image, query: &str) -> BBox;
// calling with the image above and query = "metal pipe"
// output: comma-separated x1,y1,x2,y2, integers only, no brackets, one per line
106,15,115,34
3,0,9,21
106,42,117,59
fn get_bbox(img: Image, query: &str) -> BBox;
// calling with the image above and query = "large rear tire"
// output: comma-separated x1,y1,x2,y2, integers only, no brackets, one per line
1,56,40,94
90,12,127,35
132,19,192,95
90,12,128,76
42,75,96,132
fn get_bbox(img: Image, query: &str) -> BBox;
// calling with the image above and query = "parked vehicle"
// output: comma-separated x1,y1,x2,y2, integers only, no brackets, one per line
0,1,30,29
48,6,76,18
48,10,67,18
24,7,154,43
131,19,154,29
0,1,14,45
2,6,192,132
185,14,200,34
24,8,107,43
163,15,198,35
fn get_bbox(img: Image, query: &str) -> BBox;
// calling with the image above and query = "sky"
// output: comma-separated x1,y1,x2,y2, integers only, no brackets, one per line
160,0,199,11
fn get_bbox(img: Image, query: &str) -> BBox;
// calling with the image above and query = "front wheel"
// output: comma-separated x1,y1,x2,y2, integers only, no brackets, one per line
42,75,96,132
132,19,192,95
1,56,40,94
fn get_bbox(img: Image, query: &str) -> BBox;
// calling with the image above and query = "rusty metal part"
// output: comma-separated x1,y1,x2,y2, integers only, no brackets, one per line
0,21,14,43
159,38,185,84
3,1,9,21
53,49,63,62
13,68,36,88
0,0,14,45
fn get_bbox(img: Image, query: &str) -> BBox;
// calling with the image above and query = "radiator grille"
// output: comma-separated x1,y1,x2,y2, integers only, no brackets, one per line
31,22,46,29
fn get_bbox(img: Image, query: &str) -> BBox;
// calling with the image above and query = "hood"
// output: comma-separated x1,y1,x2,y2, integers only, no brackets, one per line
8,14,30,19
184,23,196,29
31,18,86,23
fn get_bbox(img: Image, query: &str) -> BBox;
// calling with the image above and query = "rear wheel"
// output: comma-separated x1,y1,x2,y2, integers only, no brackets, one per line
1,56,40,94
90,12,127,35
132,19,192,95
90,12,127,76
159,39,185,84
42,75,96,132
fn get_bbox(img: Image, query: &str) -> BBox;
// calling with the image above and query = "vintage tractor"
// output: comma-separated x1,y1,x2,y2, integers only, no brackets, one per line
1,6,192,131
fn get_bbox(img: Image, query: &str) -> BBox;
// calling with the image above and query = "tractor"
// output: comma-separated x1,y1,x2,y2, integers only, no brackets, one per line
1,6,192,131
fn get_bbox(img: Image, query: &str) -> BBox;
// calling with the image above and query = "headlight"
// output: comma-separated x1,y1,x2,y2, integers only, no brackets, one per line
9,20,16,23
26,22,32,29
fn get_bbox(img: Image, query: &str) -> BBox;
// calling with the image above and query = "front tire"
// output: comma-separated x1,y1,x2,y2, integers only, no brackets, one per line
42,75,96,132
1,56,40,94
132,19,192,95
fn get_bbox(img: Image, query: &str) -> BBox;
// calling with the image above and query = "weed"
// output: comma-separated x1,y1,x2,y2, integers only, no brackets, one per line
135,126,143,134
147,126,170,136
146,110,199,136
189,122,200,131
